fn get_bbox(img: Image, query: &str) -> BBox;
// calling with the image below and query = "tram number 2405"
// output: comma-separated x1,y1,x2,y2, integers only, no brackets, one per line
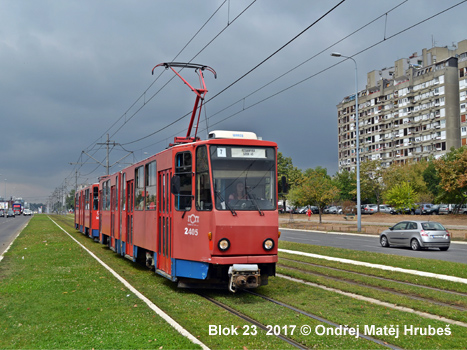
184,228,199,236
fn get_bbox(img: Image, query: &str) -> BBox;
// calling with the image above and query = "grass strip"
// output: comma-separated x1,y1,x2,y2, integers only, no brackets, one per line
0,215,200,349
13,214,465,349
279,257,467,311
277,263,467,325
46,215,292,349
255,276,467,349
279,241,467,293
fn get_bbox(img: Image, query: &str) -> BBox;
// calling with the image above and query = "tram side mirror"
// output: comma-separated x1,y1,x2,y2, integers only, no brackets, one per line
171,175,181,194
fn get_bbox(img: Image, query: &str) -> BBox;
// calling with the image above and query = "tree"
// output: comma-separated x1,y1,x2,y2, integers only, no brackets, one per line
333,169,356,202
422,159,441,200
434,146,467,206
383,161,430,203
384,181,417,211
359,160,386,208
288,167,340,223
66,189,76,210
277,152,302,194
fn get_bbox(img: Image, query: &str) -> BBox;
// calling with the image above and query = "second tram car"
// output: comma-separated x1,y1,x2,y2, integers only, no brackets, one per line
75,184,100,239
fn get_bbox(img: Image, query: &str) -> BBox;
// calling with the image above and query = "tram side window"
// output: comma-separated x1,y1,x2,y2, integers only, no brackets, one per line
135,166,145,210
93,186,99,210
195,146,212,211
175,151,192,211
121,173,126,211
146,161,157,210
103,180,111,211
85,189,89,210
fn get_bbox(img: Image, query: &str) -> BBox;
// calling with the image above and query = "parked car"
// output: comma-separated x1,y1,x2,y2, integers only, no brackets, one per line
6,209,15,218
415,203,433,215
379,221,450,251
324,206,342,214
362,204,378,214
428,204,440,215
390,207,413,215
437,204,449,215
378,204,392,214
458,204,467,215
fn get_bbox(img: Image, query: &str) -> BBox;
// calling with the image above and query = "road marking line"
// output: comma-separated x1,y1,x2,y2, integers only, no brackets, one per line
49,217,210,350
279,248,467,285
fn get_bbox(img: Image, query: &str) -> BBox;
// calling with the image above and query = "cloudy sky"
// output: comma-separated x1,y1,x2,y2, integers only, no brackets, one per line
1,0,466,204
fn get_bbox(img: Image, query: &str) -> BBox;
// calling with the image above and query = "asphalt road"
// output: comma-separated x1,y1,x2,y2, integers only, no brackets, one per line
0,214,31,256
279,228,467,264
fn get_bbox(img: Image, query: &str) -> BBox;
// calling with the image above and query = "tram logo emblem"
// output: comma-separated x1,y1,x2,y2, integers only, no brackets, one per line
187,214,199,226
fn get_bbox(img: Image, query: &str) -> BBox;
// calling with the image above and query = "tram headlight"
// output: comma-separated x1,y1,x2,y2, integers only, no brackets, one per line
218,238,230,251
263,239,274,251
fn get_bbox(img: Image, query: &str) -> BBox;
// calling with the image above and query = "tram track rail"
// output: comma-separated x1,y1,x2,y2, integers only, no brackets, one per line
194,290,401,350
244,290,401,350
279,257,467,299
193,290,308,350
278,262,467,313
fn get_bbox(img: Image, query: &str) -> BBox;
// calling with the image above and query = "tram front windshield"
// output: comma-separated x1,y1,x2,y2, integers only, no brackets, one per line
210,145,276,211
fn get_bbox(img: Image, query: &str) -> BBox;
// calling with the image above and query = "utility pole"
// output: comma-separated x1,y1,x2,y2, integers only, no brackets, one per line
97,134,115,175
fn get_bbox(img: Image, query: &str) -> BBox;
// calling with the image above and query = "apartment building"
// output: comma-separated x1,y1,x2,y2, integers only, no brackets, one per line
337,39,467,172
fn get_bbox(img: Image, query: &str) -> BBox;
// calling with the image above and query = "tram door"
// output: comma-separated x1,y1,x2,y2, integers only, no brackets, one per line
125,180,134,257
157,169,172,274
110,184,116,247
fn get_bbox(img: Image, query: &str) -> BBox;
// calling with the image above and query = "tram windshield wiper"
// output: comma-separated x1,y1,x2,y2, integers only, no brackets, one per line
215,190,236,216
246,191,264,216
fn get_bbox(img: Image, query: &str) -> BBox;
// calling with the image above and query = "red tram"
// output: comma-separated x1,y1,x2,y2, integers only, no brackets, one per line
75,63,279,291
74,184,100,239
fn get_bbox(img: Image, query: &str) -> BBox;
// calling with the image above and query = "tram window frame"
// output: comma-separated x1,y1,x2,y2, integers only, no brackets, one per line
93,186,99,211
103,180,110,210
85,189,90,210
174,151,192,211
195,145,212,211
145,161,157,210
135,166,145,211
121,173,126,211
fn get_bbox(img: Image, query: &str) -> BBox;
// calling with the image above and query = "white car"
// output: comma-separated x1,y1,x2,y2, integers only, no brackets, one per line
23,209,32,216
379,205,393,214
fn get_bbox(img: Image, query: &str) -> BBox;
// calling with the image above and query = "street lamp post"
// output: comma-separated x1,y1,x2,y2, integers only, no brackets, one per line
331,52,361,232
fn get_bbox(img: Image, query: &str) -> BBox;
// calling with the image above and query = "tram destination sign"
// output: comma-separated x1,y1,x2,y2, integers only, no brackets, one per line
231,148,266,158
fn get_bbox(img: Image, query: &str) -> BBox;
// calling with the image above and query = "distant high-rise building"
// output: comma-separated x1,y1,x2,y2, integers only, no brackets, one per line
336,39,467,172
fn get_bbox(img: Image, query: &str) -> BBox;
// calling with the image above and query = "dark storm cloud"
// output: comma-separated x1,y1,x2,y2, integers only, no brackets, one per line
0,0,466,202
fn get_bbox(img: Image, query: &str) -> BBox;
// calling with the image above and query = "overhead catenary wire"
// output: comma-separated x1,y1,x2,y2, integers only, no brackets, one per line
204,0,467,128
118,0,260,146
82,0,230,153
63,0,467,194
126,0,466,157
64,1,238,188
121,0,347,146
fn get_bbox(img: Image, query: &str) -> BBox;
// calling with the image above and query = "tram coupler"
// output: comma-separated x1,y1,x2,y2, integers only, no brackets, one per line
228,264,261,293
